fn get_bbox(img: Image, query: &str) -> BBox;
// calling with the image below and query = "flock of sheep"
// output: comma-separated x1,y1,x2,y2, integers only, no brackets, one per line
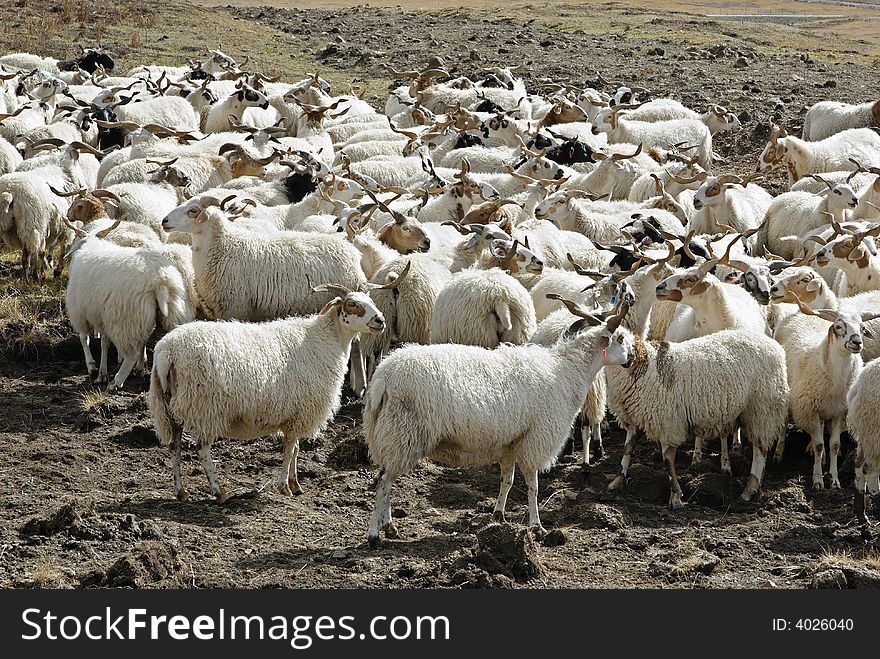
1,46,880,549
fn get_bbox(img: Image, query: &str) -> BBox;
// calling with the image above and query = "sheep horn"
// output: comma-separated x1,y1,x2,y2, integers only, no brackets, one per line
546,293,599,319
605,298,631,333
47,184,85,198
307,274,350,298
611,143,642,161
92,189,121,202
95,218,124,239
371,260,412,291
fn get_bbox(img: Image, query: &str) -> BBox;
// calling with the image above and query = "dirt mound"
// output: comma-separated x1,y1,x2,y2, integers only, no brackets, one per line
82,542,184,588
473,523,544,581
328,437,370,469
20,500,161,542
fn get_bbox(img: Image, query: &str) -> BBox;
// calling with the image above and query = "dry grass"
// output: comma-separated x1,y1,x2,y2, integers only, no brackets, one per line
814,548,880,572
30,557,66,587
79,387,108,417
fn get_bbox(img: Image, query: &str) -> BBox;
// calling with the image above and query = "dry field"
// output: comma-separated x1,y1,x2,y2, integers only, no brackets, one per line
1,0,880,589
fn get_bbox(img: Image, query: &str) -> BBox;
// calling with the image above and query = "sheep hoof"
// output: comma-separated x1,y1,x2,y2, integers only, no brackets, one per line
288,479,303,495
854,492,867,522
691,451,703,466
94,374,108,385
176,488,189,502
721,464,732,476
531,526,548,541
216,490,231,504
383,522,399,539
492,510,505,523
830,478,841,490
668,495,685,510
367,535,381,550
106,382,118,393
773,451,784,464
87,368,98,380
812,480,824,491
278,483,293,496
607,474,625,491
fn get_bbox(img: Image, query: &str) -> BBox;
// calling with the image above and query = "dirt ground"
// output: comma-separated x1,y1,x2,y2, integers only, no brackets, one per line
3,0,880,589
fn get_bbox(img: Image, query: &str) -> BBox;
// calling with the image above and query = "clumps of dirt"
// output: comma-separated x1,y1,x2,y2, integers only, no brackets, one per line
811,568,848,589
765,484,812,513
73,395,129,432
20,499,161,542
579,503,626,530
684,472,743,510
649,543,722,582
81,541,184,588
328,437,370,470
448,564,515,589
472,523,544,581
113,424,158,448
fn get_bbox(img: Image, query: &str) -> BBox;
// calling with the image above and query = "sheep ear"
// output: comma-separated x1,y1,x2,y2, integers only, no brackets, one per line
562,318,589,339
690,279,711,296
317,297,342,316
805,278,822,292
377,221,394,240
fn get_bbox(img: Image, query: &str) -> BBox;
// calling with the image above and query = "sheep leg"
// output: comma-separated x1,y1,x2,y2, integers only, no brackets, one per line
108,353,139,392
741,444,767,502
810,421,825,490
869,471,880,520
691,436,703,467
349,338,366,397
731,427,742,454
592,422,603,458
773,435,785,463
854,456,867,523
828,416,843,489
78,332,98,380
277,432,303,496
368,468,398,549
197,442,228,503
607,427,638,491
580,418,592,466
170,425,187,501
521,463,547,539
492,457,516,522
720,434,732,475
95,337,110,385
664,445,685,510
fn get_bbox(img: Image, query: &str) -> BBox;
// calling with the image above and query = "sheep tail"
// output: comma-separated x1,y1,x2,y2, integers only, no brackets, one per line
148,349,178,448
495,302,513,333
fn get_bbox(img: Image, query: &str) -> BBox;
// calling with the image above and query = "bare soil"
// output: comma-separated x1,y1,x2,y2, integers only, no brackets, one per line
3,1,880,589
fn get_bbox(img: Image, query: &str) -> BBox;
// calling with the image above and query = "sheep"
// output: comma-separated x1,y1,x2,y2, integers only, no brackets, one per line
618,100,741,135
113,95,200,132
762,179,861,259
657,239,770,343
802,99,880,141
770,264,880,366
776,296,877,489
67,231,195,390
847,359,880,522
757,125,880,185
690,174,772,251
0,53,59,73
364,301,634,546
148,277,394,503
200,81,270,133
594,106,713,169
160,197,368,321
430,248,538,348
594,255,788,502
812,222,880,294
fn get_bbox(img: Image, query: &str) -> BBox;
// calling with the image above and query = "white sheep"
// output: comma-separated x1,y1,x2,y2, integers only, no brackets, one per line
776,297,876,489
802,99,880,141
847,359,880,522
67,234,195,390
757,125,880,185
160,197,367,321
364,302,634,546
430,261,537,348
148,280,390,502
690,174,772,251
762,179,860,259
